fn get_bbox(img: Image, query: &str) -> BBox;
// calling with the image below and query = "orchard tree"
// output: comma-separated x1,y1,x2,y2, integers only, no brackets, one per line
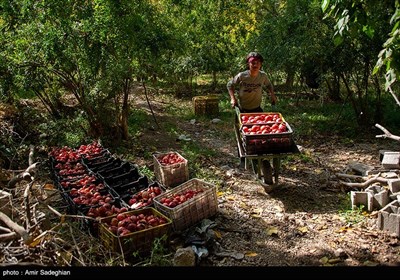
322,0,400,107
0,0,176,141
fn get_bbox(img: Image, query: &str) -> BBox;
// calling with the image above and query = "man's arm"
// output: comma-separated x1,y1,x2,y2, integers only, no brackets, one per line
265,79,277,105
228,88,238,108
269,88,277,105
227,76,239,108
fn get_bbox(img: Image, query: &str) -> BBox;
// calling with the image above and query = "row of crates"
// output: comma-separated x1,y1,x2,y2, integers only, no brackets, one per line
49,143,218,256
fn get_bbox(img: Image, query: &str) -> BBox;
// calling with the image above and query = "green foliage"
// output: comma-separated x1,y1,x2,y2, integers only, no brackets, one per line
322,0,399,91
1,0,180,140
336,193,368,225
138,165,154,180
38,113,89,148
146,235,173,266
339,204,368,225
278,96,399,140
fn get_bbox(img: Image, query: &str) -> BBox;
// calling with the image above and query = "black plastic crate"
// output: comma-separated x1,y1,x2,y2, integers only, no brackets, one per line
109,175,149,197
56,174,99,191
120,181,165,210
81,148,110,160
82,152,113,169
97,161,136,180
77,198,128,236
65,187,115,214
104,168,141,188
92,158,123,173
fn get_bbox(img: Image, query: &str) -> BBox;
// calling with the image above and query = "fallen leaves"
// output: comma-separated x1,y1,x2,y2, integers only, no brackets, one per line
245,252,258,257
319,256,342,265
251,208,263,218
297,226,308,234
266,226,279,236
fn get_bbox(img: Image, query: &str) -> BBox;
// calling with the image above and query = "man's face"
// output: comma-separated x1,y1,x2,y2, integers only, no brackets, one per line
248,58,262,71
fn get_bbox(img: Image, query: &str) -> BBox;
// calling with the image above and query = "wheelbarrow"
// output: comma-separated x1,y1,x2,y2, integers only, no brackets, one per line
234,107,300,192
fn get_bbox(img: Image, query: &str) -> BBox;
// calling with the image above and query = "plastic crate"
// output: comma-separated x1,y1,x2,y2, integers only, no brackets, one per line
241,122,294,155
78,199,127,237
97,161,134,179
81,151,112,170
81,148,110,160
153,152,189,188
89,158,123,173
65,188,115,215
153,178,218,232
193,95,219,116
121,181,165,210
108,175,149,197
98,207,172,256
238,112,285,127
103,168,141,188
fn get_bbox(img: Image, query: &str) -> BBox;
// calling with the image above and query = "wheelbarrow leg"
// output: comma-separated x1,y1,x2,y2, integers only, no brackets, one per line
272,157,281,185
250,158,263,179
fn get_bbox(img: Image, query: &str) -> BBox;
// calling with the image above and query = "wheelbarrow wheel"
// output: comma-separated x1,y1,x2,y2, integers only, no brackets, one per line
262,183,275,193
260,163,275,193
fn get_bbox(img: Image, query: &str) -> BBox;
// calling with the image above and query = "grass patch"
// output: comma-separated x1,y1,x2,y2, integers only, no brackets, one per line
128,108,150,136
337,193,368,225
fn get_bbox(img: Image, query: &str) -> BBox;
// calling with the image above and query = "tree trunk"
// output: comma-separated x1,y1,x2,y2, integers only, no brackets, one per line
120,78,130,140
372,74,383,124
326,74,342,102
284,67,295,88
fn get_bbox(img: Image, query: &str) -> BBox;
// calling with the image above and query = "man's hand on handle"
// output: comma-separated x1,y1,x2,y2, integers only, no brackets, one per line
231,97,238,108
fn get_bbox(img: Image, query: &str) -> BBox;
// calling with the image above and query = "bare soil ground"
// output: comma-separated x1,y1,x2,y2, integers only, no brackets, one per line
133,94,400,267
1,92,399,270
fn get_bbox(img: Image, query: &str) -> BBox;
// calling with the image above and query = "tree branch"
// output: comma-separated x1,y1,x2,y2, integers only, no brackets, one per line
0,211,32,244
7,162,40,189
375,123,400,141
0,232,18,242
339,176,389,189
23,181,35,229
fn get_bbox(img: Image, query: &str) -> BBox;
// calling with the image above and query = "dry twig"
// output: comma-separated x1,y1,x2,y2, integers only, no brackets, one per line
7,162,41,189
339,173,389,189
0,211,32,244
375,123,400,142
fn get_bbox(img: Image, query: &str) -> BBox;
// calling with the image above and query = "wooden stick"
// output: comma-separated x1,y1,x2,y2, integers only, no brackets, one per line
30,223,62,245
23,181,34,229
7,162,40,188
0,211,32,244
68,224,85,264
336,173,367,181
0,232,18,242
375,123,400,141
47,205,96,221
0,225,12,233
28,145,35,166
339,177,389,189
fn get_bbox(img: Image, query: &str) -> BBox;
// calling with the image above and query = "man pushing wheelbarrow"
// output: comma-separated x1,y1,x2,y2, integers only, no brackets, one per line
227,52,298,192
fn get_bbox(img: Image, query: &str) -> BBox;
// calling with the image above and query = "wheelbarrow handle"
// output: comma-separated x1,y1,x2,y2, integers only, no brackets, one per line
234,105,241,116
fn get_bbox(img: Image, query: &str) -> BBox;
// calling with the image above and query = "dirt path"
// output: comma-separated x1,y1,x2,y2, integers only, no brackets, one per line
135,94,400,267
